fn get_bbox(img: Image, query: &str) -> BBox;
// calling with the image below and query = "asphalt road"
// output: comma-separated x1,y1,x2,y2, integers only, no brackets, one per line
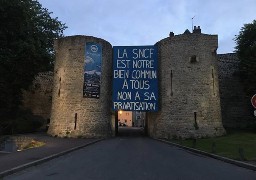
4,137,256,180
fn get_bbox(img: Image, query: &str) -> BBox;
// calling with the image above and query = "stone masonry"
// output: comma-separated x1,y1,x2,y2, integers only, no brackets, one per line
218,53,255,128
147,28,226,139
47,36,113,138
26,28,238,139
26,52,256,137
22,71,53,128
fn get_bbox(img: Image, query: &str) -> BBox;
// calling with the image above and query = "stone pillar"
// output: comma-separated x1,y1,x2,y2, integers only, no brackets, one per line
48,36,112,138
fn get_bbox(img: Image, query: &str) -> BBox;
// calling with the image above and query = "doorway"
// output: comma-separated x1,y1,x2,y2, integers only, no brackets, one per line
115,111,147,136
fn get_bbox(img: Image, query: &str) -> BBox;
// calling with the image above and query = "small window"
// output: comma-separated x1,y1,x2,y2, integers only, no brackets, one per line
74,113,77,130
190,55,197,63
211,48,217,56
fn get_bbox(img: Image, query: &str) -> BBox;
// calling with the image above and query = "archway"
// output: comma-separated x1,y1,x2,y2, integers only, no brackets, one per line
114,111,148,136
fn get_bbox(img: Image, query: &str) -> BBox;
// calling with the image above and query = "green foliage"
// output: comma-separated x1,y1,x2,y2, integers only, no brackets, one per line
0,109,44,134
0,0,67,134
235,20,256,95
171,130,256,161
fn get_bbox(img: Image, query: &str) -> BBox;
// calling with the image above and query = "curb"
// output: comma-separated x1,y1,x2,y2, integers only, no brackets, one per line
154,138,256,171
0,138,104,178
0,151,11,154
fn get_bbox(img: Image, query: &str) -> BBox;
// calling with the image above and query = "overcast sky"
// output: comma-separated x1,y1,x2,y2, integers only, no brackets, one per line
38,0,256,54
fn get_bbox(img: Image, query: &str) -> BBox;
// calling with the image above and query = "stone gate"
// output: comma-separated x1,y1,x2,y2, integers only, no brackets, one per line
47,27,226,139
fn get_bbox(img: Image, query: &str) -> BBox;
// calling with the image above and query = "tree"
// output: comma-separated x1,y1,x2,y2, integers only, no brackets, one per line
235,20,256,95
0,0,67,133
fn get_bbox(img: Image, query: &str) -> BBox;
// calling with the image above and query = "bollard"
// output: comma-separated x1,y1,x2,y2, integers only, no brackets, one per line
238,147,246,161
192,139,197,148
211,142,216,153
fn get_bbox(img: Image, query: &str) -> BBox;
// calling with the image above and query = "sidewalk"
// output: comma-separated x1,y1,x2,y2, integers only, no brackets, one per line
0,133,102,176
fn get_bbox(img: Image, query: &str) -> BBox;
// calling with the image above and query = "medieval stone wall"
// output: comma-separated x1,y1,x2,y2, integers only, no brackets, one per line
217,53,255,128
47,36,113,138
22,71,53,125
24,32,256,139
147,32,226,139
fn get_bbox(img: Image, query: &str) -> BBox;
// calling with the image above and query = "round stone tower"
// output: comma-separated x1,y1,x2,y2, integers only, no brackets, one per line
48,36,112,138
147,29,226,139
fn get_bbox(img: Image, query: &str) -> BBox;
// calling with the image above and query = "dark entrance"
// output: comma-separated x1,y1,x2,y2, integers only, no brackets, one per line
115,111,148,136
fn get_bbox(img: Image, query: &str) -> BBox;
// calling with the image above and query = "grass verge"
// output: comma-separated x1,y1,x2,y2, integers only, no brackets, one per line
169,130,256,161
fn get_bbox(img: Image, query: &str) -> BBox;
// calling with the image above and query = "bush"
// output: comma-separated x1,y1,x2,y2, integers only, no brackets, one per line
0,109,43,135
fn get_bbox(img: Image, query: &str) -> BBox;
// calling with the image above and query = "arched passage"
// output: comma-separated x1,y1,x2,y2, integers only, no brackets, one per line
114,111,148,136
